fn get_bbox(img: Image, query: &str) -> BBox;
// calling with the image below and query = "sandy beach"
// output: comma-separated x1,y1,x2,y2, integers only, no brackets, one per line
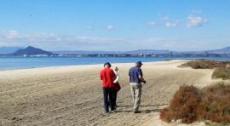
0,60,225,126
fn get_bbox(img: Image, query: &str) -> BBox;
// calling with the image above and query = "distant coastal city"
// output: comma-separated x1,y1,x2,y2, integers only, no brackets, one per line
0,46,230,58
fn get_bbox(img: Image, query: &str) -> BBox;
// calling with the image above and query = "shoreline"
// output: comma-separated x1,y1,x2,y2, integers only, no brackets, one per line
0,56,229,71
0,59,188,72
0,59,219,126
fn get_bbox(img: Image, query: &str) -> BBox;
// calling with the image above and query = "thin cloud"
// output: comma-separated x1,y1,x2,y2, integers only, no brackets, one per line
165,21,178,28
5,30,19,39
162,17,179,28
187,16,208,28
0,31,131,50
0,31,221,51
148,14,208,29
161,16,170,21
147,21,156,26
148,16,179,28
106,25,114,31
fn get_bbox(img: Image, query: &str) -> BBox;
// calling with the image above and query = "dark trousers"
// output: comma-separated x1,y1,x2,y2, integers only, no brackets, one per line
114,90,118,106
103,88,116,112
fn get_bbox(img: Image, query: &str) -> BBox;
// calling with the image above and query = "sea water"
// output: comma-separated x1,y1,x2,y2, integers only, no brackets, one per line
0,57,229,70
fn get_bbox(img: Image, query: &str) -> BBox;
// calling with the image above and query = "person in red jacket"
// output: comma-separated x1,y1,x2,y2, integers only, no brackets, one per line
100,62,116,113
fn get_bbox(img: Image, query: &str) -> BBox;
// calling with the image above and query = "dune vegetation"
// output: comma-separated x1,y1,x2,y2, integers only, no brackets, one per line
180,60,227,69
212,67,230,80
160,84,230,124
162,60,230,124
180,60,230,80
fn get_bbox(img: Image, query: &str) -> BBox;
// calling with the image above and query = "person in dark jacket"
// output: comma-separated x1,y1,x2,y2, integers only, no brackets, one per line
100,62,116,113
129,61,146,113
113,66,121,107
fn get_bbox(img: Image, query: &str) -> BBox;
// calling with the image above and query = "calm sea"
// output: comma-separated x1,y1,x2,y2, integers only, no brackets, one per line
0,57,229,70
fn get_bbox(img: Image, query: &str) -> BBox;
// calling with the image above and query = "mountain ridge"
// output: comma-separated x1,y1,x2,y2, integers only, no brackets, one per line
0,46,230,57
53,47,230,55
12,46,54,56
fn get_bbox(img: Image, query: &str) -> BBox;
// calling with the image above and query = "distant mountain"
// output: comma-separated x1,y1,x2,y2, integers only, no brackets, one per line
12,46,54,56
0,47,22,54
1,45,229,57
208,47,230,54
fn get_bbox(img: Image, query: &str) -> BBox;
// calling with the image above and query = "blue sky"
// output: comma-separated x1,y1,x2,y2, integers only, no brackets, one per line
0,0,229,51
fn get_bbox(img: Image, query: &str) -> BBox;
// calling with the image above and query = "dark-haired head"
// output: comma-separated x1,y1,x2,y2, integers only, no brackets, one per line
104,62,111,68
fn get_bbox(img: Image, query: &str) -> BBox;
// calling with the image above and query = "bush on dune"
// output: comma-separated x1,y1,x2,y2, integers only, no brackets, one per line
160,85,201,123
160,84,230,124
198,84,230,123
180,60,228,69
212,68,230,80
180,60,230,80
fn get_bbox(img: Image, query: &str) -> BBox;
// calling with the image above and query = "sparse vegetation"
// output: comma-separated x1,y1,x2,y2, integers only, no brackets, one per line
160,84,230,124
180,60,230,80
212,68,230,80
180,60,228,69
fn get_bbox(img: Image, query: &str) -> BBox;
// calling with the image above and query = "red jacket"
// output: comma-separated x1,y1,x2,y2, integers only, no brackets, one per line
100,68,116,88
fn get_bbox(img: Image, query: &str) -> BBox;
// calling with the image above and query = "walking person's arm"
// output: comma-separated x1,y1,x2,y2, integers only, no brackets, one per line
139,69,146,84
128,68,132,82
113,72,119,83
111,69,116,82
113,67,119,83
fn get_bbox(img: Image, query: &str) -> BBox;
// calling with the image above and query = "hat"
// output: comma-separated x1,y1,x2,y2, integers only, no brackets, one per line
136,61,143,65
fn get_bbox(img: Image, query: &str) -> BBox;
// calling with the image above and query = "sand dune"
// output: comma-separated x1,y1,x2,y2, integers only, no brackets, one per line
0,60,223,126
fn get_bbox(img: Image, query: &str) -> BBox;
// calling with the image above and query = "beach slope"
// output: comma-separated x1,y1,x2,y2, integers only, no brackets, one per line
0,60,218,126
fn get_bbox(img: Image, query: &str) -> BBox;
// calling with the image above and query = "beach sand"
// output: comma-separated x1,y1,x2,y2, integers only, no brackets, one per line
0,60,225,126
